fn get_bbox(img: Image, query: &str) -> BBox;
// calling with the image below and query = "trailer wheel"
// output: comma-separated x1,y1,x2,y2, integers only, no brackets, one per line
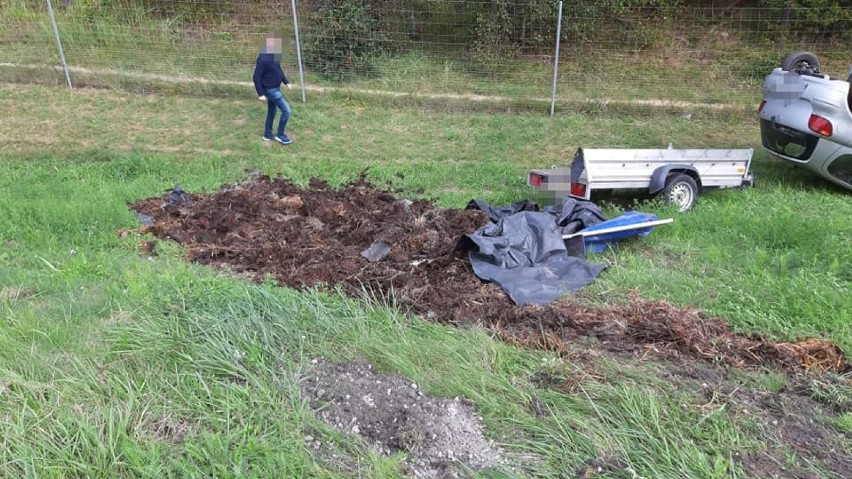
662,174,699,212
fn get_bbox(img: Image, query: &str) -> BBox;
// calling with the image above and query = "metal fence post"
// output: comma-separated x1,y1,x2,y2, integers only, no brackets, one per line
291,0,306,103
550,1,563,116
46,0,72,89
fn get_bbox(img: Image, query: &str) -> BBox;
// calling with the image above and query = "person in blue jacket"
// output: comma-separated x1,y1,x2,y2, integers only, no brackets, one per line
253,33,293,145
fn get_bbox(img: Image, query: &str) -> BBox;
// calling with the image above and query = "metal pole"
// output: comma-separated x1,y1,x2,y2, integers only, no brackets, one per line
550,1,563,116
290,0,306,103
46,0,72,89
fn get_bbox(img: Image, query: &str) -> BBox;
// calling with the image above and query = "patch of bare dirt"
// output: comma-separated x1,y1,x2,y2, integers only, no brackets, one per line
138,412,192,444
523,341,852,478
300,358,505,478
130,175,850,374
656,360,852,478
0,286,37,301
576,455,628,478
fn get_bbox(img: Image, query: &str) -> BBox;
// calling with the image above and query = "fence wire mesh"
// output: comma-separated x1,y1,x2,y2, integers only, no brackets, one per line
2,1,852,113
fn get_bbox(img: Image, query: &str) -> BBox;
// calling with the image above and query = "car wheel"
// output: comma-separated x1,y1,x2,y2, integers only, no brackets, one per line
781,51,820,74
662,174,699,212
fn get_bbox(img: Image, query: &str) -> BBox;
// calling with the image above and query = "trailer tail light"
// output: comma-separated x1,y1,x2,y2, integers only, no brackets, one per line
529,173,544,187
808,114,833,137
570,182,587,197
757,100,766,114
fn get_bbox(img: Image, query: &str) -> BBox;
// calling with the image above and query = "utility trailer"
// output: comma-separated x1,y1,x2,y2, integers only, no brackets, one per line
528,146,755,212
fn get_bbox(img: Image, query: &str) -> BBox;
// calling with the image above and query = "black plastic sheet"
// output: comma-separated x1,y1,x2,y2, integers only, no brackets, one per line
459,200,606,305
543,197,606,234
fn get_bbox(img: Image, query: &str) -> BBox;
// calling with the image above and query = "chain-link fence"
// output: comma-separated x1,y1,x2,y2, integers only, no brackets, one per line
2,1,852,114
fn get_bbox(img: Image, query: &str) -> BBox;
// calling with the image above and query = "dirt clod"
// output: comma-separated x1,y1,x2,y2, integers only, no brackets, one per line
138,412,192,444
131,174,850,374
0,286,36,301
300,359,504,478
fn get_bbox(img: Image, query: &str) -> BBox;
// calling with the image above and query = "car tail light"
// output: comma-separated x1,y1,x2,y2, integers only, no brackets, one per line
570,182,587,197
757,100,766,114
808,114,833,137
529,173,543,187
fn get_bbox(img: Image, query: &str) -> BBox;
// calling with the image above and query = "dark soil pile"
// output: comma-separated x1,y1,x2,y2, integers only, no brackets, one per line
130,175,849,374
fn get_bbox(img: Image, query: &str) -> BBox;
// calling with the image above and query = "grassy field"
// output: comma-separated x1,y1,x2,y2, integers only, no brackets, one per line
1,83,851,478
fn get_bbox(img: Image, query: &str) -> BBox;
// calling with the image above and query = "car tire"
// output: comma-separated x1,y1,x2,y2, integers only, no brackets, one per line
781,51,820,74
662,174,699,212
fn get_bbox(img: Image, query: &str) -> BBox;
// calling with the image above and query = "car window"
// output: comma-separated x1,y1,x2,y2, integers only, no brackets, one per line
827,155,852,186
760,120,818,160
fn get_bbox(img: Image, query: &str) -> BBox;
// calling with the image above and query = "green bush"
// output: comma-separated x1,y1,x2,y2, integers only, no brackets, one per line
756,0,852,42
471,0,684,74
472,0,518,75
735,51,783,81
303,0,386,81
563,0,683,49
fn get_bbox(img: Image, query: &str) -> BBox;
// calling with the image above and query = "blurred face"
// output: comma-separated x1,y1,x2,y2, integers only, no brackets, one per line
265,37,282,54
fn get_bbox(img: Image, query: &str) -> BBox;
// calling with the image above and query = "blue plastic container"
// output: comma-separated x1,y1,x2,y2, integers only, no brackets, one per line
582,211,659,254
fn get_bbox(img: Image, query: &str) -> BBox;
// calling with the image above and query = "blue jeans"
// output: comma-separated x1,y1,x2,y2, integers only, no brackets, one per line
264,87,291,138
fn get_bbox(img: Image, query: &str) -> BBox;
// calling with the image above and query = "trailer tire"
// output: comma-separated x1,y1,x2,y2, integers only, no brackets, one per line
662,174,699,212
781,51,820,74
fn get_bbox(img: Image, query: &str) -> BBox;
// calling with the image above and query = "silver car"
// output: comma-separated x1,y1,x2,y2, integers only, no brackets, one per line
759,51,852,191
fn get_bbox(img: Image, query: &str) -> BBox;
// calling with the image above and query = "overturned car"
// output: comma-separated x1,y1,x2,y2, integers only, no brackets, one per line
759,51,852,191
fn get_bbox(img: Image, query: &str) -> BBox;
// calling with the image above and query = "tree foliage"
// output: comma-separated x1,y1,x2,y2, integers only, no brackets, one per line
754,0,852,42
303,0,386,80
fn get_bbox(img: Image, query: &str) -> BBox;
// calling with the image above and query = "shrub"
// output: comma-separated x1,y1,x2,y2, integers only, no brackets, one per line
472,0,518,75
471,0,684,74
303,0,386,81
756,0,852,43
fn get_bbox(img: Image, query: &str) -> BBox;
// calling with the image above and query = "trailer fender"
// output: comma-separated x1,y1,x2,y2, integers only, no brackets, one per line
649,164,701,195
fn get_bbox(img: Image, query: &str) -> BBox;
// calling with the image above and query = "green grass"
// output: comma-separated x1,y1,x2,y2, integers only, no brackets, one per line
1,82,850,477
584,180,852,345
833,413,852,435
1,83,849,350
0,259,758,477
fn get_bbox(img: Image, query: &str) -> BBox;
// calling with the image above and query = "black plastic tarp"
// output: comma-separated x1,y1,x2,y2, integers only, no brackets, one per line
466,197,605,233
544,197,606,234
459,199,606,305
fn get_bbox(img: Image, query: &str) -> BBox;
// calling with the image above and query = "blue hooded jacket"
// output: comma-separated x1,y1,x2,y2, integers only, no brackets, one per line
253,53,289,96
